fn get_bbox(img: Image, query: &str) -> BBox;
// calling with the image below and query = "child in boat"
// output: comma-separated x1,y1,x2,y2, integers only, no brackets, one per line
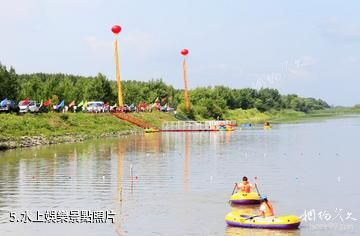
259,196,275,217
236,176,255,193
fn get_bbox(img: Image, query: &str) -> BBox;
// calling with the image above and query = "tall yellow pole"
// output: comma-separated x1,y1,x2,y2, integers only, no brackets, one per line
183,58,189,112
114,39,123,108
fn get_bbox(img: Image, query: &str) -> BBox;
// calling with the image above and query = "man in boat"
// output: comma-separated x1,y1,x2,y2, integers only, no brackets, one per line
259,196,275,217
236,176,255,193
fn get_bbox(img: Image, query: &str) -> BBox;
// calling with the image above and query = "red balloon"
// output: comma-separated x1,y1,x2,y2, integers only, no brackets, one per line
111,25,122,34
181,49,189,56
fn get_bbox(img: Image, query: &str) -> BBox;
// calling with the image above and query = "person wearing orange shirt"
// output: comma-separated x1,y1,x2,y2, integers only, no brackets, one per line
236,176,255,193
259,195,275,217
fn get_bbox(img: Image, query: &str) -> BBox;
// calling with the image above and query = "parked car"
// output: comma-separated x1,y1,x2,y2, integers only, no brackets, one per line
122,104,136,113
0,100,18,113
29,101,41,113
86,101,104,113
19,100,40,113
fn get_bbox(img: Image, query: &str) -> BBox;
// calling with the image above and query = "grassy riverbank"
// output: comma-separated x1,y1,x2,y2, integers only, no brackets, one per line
0,112,176,150
224,107,360,124
0,113,137,138
1,107,358,150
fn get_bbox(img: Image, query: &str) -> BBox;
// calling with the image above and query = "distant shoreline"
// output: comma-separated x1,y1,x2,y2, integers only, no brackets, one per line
223,107,360,124
1,108,359,151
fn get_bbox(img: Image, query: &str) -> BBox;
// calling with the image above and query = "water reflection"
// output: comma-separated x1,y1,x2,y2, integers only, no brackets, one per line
184,133,190,192
225,227,301,236
0,118,359,235
114,142,124,236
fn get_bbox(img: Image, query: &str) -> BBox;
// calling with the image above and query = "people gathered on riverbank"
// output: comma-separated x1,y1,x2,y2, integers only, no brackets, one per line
0,97,175,114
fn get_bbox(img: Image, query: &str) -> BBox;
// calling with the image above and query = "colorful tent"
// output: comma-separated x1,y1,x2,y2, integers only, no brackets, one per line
161,96,167,105
68,100,75,107
110,104,117,110
43,99,51,107
22,98,30,105
0,98,7,107
57,100,65,109
77,100,84,107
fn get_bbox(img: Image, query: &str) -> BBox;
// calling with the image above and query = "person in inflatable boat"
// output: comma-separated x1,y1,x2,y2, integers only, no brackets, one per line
259,196,275,217
236,176,255,193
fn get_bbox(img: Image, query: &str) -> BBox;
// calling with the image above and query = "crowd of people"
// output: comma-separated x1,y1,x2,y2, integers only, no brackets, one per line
0,97,175,114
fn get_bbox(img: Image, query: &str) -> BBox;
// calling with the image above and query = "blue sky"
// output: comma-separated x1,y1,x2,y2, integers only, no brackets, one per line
1,0,360,105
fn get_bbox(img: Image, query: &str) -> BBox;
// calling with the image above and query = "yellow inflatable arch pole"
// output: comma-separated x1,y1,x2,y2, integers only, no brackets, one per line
112,25,124,109
181,49,190,112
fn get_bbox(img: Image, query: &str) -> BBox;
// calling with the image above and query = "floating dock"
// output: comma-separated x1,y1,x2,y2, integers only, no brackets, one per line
161,120,236,132
112,113,236,132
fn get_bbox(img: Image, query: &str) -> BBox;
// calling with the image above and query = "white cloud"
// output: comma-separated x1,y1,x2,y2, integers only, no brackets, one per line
121,31,160,61
0,0,32,20
321,17,360,42
84,36,112,53
287,56,318,78
295,56,318,67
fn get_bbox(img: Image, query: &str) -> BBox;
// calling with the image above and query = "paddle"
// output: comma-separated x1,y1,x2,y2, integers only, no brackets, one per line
231,183,237,195
254,176,261,197
240,214,262,220
228,183,237,204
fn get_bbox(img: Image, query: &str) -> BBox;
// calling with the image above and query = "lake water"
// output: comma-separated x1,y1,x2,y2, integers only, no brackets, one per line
0,117,359,236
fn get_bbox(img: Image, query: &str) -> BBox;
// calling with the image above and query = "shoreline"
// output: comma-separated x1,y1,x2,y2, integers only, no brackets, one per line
1,109,359,151
0,129,140,151
224,108,360,124
0,112,179,151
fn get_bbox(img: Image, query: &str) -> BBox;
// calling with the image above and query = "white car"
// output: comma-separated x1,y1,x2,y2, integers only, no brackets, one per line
19,100,40,113
86,101,104,113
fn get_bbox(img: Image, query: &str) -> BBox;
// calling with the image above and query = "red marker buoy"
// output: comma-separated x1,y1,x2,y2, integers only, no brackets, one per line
111,25,122,34
181,48,189,56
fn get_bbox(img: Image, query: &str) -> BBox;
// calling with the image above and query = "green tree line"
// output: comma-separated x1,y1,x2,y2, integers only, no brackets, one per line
0,63,330,118
186,86,330,118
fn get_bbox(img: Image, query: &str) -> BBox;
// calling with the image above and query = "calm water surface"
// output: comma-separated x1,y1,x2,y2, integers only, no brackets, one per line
0,117,359,235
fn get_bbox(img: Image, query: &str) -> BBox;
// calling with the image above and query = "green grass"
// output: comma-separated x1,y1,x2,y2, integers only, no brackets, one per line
131,111,178,127
0,112,179,142
269,107,360,123
223,108,271,124
0,113,136,140
224,107,360,124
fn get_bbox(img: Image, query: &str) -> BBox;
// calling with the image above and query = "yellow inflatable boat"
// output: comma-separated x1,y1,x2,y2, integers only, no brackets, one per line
226,126,235,131
219,125,235,131
229,192,262,205
225,212,301,229
263,125,272,129
144,128,159,133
